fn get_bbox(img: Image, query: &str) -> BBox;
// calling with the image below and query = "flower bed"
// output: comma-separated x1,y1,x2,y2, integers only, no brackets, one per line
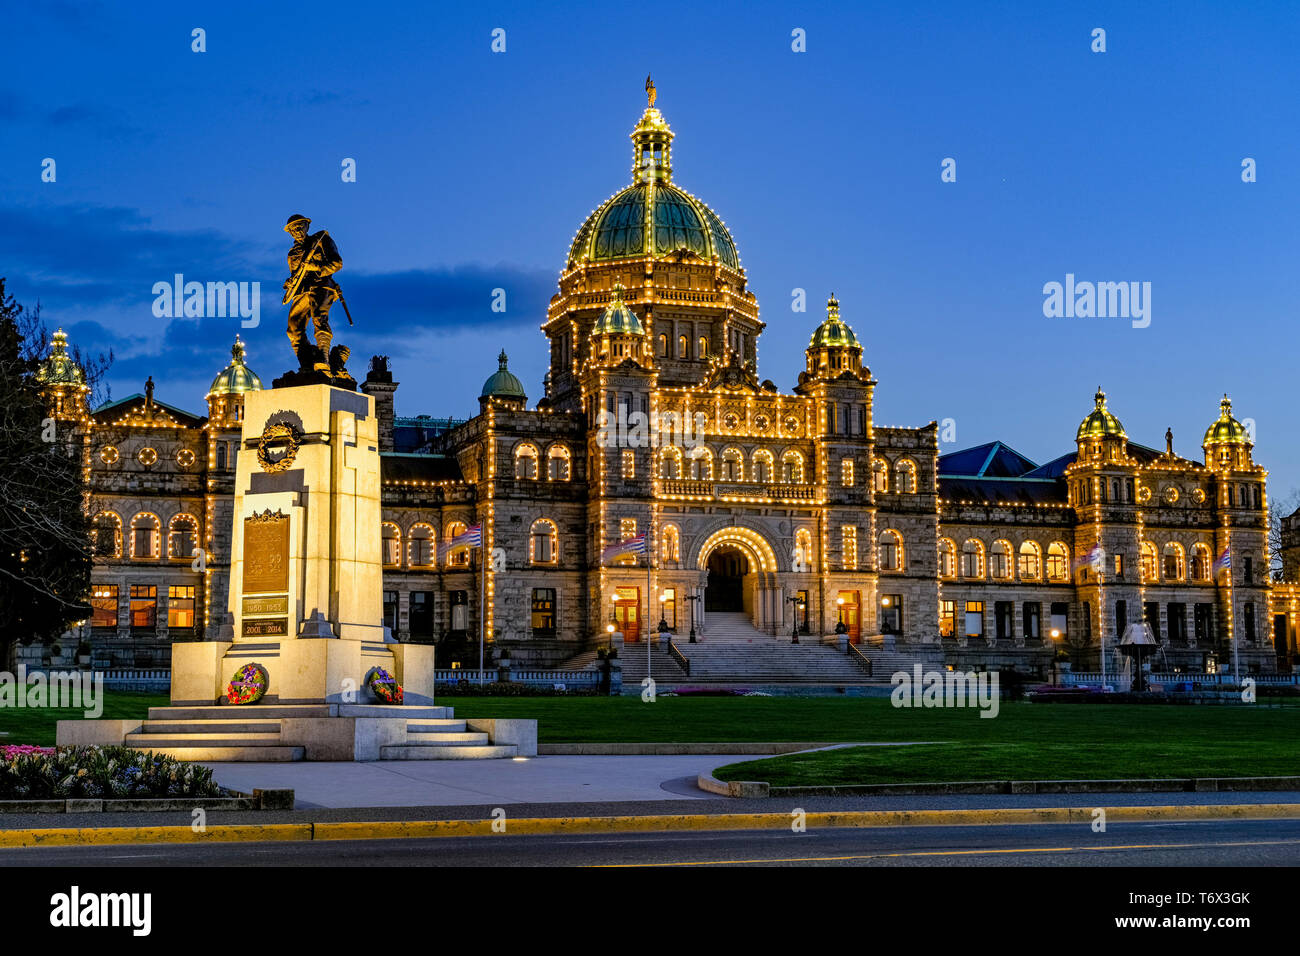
0,746,223,800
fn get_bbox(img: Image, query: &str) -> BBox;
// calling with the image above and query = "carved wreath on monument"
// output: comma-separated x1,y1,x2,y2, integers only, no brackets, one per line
257,421,302,473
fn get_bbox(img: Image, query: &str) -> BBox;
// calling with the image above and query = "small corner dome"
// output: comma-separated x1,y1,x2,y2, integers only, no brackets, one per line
1203,395,1250,446
591,284,645,336
1076,387,1126,440
36,328,86,387
480,350,527,401
808,295,860,349
208,337,263,397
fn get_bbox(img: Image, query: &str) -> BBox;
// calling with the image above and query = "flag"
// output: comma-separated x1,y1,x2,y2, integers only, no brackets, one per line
440,524,482,559
601,533,647,564
1073,542,1103,570
1213,546,1231,573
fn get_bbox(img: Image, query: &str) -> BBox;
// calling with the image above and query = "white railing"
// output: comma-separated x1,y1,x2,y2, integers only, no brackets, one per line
1061,671,1297,686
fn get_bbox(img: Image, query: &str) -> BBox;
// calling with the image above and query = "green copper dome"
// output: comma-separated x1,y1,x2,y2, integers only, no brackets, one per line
481,350,527,401
591,285,644,336
208,337,263,397
1203,395,1250,446
809,295,860,348
1076,387,1126,440
36,328,86,387
568,183,739,270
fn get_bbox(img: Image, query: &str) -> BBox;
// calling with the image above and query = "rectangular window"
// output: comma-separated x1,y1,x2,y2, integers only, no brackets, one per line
129,585,157,630
1244,556,1253,585
880,594,903,635
964,601,984,639
659,587,677,630
939,600,955,638
1168,603,1187,642
995,601,1013,640
796,589,810,634
91,584,118,628
1143,601,1160,640
1023,602,1041,641
841,458,854,487
621,449,635,479
531,588,557,639
1050,602,1069,641
1114,554,1124,578
167,585,195,629
449,590,468,633
1243,602,1256,642
409,591,433,638
841,526,857,570
383,590,398,632
532,527,554,563
1194,603,1213,642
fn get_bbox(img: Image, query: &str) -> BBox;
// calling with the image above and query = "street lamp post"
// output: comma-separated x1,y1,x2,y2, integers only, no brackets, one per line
685,592,700,643
786,594,804,644
835,596,847,635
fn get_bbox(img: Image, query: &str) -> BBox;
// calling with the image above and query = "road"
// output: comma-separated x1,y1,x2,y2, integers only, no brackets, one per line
4,818,1300,866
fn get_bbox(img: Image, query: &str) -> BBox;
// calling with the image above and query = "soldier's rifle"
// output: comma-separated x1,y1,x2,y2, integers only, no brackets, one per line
282,229,353,324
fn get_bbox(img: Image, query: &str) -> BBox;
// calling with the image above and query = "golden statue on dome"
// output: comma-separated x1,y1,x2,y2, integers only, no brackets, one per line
646,73,656,108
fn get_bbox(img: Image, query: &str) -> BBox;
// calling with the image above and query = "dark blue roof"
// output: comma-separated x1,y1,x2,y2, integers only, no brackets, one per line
939,440,1039,478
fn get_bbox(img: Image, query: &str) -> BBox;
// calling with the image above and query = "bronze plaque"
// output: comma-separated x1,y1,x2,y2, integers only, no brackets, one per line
243,595,288,617
243,512,289,593
243,618,288,638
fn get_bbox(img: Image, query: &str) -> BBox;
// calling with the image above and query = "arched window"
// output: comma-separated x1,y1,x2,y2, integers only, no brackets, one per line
514,443,539,480
530,519,558,565
872,458,889,493
661,524,680,564
840,457,854,487
794,528,814,571
130,513,161,560
410,523,436,568
990,540,1012,579
961,539,985,578
381,522,402,567
753,449,774,483
1046,542,1069,581
446,521,470,567
93,511,122,557
216,443,227,471
878,530,903,572
1018,541,1042,581
697,336,707,358
168,514,198,561
678,335,688,358
657,333,668,356
894,459,917,494
938,537,956,578
1162,542,1185,581
1140,541,1158,582
547,444,571,481
721,447,744,481
1191,543,1211,581
688,446,713,480
781,449,804,483
660,445,682,479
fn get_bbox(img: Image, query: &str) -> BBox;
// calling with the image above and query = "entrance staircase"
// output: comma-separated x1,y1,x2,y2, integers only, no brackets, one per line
606,612,941,685
122,703,519,761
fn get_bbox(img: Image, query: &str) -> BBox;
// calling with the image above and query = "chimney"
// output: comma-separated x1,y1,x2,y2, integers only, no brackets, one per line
362,355,398,453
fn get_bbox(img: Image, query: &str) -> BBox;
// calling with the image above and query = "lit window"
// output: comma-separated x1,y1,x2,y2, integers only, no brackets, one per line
990,540,1012,579
841,525,857,570
547,445,571,480
168,515,198,560
878,530,902,571
1017,541,1041,580
894,459,916,494
841,458,854,487
515,443,539,480
167,585,195,628
382,523,402,567
938,538,956,578
961,539,984,578
410,524,436,568
621,449,635,478
530,519,558,564
1046,542,1069,581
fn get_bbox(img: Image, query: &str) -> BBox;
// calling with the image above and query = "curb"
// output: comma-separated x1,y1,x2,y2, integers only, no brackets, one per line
3,803,1300,848
0,789,293,814
697,774,1300,797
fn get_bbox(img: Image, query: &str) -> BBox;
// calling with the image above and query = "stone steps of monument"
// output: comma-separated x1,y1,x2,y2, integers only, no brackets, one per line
406,720,469,733
149,704,455,721
403,731,491,746
125,732,288,749
142,719,284,735
380,744,518,760
133,745,306,762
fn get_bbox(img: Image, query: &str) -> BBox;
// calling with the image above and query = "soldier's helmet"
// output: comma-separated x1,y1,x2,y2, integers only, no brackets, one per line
284,213,311,233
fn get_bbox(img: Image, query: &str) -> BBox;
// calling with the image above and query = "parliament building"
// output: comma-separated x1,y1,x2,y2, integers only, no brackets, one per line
35,87,1292,680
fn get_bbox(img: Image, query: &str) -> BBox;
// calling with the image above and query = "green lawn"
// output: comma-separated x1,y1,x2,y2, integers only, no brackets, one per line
0,692,169,746
11,693,1299,786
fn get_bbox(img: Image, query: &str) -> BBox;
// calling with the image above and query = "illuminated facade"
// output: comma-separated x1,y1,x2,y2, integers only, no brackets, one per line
40,87,1286,678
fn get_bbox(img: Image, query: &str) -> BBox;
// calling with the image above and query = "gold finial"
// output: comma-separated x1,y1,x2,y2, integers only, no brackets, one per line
645,73,656,109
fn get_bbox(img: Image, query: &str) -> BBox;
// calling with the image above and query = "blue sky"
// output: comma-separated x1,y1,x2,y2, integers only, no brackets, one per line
3,1,1299,490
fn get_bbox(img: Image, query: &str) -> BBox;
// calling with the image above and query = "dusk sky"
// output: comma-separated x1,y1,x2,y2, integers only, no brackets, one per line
4,1,1299,489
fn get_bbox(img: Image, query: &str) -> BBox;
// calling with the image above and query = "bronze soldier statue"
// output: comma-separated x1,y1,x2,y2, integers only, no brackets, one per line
282,213,351,377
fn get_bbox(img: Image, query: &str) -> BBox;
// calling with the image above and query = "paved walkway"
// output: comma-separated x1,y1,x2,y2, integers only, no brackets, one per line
207,754,730,808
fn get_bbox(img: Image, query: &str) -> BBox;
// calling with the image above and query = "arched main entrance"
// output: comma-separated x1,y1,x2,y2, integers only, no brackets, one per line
706,546,749,611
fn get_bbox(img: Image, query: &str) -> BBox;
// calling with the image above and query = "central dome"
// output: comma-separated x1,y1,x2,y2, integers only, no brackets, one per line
568,182,739,269
566,84,739,271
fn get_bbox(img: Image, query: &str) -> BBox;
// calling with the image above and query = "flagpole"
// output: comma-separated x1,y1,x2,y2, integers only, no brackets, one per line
479,540,486,686
647,550,652,683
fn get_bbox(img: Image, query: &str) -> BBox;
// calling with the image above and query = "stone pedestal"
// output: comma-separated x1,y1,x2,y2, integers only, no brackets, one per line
174,383,433,706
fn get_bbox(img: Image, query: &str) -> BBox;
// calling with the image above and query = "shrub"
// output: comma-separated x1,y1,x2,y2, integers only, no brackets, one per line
0,746,224,800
